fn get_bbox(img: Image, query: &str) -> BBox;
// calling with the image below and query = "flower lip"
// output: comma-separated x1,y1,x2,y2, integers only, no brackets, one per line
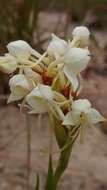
64,47,90,65
63,47,91,75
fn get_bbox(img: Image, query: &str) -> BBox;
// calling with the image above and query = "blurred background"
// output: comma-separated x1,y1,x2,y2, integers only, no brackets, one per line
0,0,107,190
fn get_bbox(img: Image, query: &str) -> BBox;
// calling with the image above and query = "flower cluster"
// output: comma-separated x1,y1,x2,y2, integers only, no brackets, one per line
0,26,105,128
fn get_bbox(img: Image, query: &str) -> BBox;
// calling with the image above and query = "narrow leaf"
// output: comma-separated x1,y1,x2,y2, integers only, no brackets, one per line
35,173,40,190
45,154,55,190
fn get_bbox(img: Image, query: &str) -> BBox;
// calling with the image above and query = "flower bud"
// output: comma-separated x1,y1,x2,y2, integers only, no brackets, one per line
0,55,17,73
71,26,90,47
72,26,90,40
47,34,67,58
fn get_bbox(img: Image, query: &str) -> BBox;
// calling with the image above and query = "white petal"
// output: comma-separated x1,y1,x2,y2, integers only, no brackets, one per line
7,40,41,60
8,74,32,102
27,84,53,100
72,99,91,112
7,87,28,103
63,111,80,126
26,85,65,116
7,40,32,59
26,85,53,114
28,98,48,114
51,34,67,47
47,34,67,57
37,84,53,100
64,65,78,91
0,55,17,73
87,108,106,124
63,47,90,73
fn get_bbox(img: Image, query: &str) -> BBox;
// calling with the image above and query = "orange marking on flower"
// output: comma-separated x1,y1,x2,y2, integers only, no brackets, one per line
63,108,69,115
71,90,76,98
42,72,53,85
61,85,77,99
61,86,70,98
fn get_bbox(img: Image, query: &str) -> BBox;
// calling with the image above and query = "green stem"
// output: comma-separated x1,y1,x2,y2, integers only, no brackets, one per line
54,148,71,184
45,154,55,190
45,113,55,190
54,126,79,189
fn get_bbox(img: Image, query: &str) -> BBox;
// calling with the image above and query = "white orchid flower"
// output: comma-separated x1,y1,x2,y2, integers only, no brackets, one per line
26,84,53,114
0,55,17,73
8,74,33,103
7,40,41,60
71,26,90,47
47,34,67,59
63,99,105,126
63,47,90,91
26,84,65,119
